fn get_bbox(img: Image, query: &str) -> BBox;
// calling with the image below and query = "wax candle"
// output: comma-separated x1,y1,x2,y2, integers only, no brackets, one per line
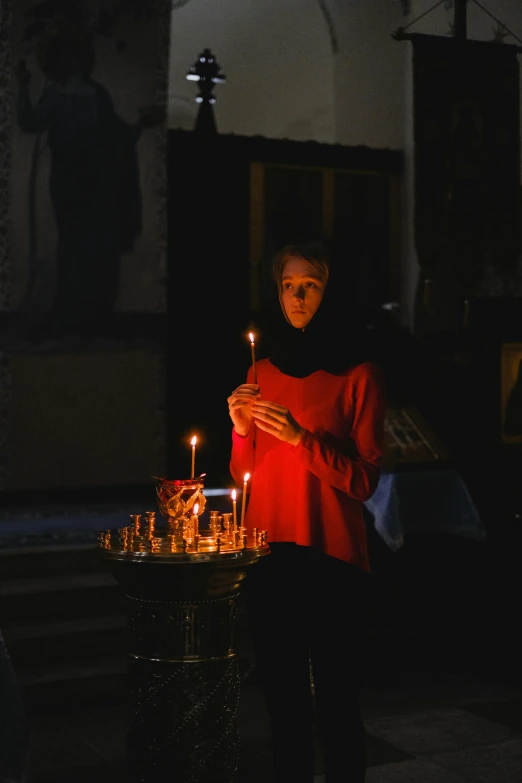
248,332,257,384
240,473,250,527
193,502,199,537
190,435,197,478
231,488,237,532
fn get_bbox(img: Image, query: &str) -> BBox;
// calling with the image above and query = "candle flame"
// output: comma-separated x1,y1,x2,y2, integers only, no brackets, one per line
194,503,199,515
249,332,255,345
231,489,237,501
243,473,250,483
190,435,197,446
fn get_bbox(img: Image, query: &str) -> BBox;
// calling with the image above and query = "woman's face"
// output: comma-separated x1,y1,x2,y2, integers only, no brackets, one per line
281,256,327,329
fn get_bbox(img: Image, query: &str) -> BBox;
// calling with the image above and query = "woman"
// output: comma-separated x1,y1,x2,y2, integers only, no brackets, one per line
228,240,386,782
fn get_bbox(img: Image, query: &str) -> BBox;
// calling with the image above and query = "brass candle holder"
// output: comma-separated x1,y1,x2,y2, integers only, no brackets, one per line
98,475,267,558
98,472,269,783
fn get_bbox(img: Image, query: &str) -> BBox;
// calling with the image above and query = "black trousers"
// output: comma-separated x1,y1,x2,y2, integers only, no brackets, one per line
245,543,369,783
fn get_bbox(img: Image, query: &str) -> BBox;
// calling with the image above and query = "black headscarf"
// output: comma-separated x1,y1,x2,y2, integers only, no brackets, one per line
259,240,376,378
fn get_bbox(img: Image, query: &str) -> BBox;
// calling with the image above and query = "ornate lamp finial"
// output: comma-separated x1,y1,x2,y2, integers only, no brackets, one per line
186,48,226,134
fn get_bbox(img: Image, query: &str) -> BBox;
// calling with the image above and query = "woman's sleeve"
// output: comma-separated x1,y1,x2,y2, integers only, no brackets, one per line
229,366,256,485
295,362,386,501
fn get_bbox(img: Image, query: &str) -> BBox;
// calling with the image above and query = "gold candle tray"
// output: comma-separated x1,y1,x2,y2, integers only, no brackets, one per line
98,510,267,559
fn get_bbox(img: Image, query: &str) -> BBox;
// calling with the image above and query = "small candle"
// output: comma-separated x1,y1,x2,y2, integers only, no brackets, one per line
249,332,257,384
231,488,237,532
240,473,250,527
190,435,197,478
193,502,199,537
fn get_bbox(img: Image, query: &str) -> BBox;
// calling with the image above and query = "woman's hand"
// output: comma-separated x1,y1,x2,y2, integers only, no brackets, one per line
227,384,260,437
251,400,305,446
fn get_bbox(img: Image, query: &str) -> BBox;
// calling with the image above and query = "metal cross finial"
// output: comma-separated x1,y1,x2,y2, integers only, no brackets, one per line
186,49,226,133
186,48,226,104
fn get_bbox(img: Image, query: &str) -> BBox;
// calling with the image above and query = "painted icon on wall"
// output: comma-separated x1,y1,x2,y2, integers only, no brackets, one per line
11,0,167,339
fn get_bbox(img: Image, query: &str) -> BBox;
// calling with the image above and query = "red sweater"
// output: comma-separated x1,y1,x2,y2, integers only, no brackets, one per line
230,359,386,571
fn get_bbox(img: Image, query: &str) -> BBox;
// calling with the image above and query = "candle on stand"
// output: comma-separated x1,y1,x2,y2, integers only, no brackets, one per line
193,502,199,537
240,473,250,528
231,489,237,532
190,435,197,478
248,332,257,384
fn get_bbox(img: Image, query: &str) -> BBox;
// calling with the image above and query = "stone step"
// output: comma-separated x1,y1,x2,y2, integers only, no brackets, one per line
7,613,254,674
0,550,250,623
0,539,257,715
3,615,127,669
0,544,107,580
0,571,117,596
0,583,125,626
19,653,258,718
20,658,130,715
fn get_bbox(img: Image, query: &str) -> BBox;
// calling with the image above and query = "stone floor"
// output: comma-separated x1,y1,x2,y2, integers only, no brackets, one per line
19,664,522,782
1,510,521,782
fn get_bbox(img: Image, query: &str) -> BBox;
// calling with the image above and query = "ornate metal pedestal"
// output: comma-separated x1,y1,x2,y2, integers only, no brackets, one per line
99,478,268,783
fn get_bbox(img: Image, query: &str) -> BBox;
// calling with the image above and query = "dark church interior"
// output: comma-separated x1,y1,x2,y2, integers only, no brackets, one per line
1,1,522,781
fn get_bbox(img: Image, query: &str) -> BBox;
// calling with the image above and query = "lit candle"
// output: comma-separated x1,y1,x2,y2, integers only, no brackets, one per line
193,502,199,537
231,488,237,532
190,435,197,478
248,332,257,384
240,473,250,527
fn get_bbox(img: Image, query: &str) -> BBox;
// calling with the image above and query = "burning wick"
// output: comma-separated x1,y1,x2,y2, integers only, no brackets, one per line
231,488,237,532
240,473,250,528
193,502,199,537
248,332,257,384
190,435,197,478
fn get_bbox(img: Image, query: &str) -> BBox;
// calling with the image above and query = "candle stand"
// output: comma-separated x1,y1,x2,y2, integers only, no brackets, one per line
98,477,269,783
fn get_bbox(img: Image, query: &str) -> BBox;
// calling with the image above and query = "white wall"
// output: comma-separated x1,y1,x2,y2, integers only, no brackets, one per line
169,0,409,147
168,0,522,328
168,0,336,142
330,0,406,149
